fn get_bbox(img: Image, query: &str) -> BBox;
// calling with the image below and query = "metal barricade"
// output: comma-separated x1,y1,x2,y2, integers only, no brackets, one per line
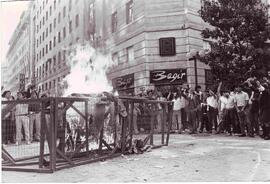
1,96,173,173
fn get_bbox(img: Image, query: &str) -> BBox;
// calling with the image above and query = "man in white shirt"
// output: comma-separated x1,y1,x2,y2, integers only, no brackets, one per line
172,93,182,133
234,86,249,137
206,90,219,133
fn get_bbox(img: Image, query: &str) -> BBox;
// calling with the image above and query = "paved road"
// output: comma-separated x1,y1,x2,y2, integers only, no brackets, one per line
2,134,270,182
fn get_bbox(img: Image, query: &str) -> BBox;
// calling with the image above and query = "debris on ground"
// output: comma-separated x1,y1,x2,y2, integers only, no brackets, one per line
154,165,165,169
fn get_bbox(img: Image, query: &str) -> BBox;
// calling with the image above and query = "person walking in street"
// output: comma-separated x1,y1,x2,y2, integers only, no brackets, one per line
15,91,30,145
234,86,250,137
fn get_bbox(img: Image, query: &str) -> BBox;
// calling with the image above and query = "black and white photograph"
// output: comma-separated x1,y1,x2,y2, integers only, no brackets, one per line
1,0,270,182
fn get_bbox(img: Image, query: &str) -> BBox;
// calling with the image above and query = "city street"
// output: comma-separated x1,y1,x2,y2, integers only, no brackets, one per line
2,134,270,182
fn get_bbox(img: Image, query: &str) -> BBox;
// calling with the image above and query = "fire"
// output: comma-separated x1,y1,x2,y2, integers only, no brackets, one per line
62,44,115,97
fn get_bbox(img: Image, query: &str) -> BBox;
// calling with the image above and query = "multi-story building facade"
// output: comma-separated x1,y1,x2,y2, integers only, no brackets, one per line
32,0,93,96
92,0,211,95
5,8,31,94
1,63,8,91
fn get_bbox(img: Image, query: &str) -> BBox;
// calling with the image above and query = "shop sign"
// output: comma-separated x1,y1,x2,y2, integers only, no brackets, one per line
112,73,134,91
150,69,187,85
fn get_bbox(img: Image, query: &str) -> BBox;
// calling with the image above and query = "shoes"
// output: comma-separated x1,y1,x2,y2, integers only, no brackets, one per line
239,134,246,137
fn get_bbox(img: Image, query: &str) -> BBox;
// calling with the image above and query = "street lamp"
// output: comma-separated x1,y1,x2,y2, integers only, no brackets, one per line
186,49,206,87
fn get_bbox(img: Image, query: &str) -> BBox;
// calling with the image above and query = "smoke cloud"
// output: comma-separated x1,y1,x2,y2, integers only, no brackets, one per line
62,44,115,97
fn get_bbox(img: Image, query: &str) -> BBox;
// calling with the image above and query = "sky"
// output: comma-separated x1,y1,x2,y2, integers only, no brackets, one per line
0,0,30,66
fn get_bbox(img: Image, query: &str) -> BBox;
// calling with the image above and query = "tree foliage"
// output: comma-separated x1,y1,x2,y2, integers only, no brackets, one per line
199,0,270,89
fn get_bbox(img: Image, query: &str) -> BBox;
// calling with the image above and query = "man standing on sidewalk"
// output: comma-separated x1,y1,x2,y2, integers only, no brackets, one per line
234,86,249,137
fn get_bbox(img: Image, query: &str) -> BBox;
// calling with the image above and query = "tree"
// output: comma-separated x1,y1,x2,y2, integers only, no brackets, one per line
199,0,270,90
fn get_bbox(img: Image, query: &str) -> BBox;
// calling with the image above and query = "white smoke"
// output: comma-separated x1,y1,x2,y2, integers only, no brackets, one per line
62,44,115,96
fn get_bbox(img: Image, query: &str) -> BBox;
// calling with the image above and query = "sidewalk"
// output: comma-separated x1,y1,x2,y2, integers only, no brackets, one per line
2,134,270,182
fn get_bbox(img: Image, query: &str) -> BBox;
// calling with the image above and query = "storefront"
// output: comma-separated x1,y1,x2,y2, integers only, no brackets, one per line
149,68,187,93
112,73,135,95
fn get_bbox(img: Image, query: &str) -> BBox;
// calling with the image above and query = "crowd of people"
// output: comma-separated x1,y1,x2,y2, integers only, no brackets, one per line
2,88,41,145
2,75,270,147
130,76,270,140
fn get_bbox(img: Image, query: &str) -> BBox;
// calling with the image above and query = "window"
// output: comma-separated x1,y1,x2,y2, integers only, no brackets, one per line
203,41,211,51
45,83,47,90
63,50,66,63
42,32,45,41
36,39,39,48
53,36,56,47
69,0,72,11
54,0,56,10
40,36,41,44
43,16,45,25
43,1,45,9
37,54,39,62
40,21,41,29
49,81,51,89
111,12,117,33
46,11,48,20
54,18,56,28
49,41,52,50
36,25,39,33
53,55,56,65
69,20,72,33
112,52,119,65
46,28,48,37
53,80,56,88
49,6,52,15
127,46,134,63
58,51,61,65
46,44,48,54
63,27,66,38
58,12,61,23
63,6,66,18
58,31,61,43
40,50,41,59
42,48,45,57
49,23,52,33
58,0,61,4
126,0,134,24
75,14,79,27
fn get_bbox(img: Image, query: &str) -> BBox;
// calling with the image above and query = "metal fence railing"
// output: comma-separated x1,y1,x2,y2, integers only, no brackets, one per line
2,96,173,173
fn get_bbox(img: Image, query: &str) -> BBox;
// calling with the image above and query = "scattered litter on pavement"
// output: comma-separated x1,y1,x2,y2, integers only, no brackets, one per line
154,165,164,169
121,154,128,159
100,161,108,165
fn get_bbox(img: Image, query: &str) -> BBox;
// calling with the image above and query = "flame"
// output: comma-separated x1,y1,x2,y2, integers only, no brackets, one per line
62,44,115,97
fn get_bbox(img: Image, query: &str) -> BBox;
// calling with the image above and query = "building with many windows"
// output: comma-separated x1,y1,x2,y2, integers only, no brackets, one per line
91,0,211,94
32,0,94,95
5,7,32,93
